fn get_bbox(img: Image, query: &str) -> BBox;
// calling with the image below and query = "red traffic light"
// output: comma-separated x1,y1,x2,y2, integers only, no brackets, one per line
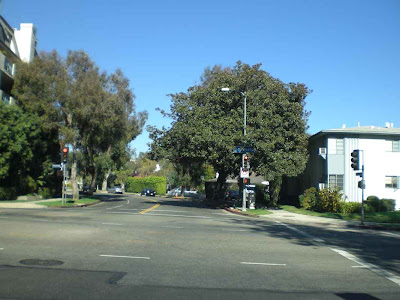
62,147,69,154
244,155,248,161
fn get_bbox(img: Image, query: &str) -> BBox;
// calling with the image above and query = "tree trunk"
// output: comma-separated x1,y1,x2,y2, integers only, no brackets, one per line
71,138,79,201
271,175,282,206
102,170,110,191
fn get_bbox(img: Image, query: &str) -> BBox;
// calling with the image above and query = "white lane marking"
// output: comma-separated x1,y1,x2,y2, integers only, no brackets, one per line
352,265,368,268
382,232,400,238
221,229,247,232
120,209,140,211
241,262,286,266
331,248,400,286
102,223,123,226
162,226,184,229
106,205,123,210
100,255,150,259
0,248,3,250
127,200,130,204
275,221,325,243
144,213,211,219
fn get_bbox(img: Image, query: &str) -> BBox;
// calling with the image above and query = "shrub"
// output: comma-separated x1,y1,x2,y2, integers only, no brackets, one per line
125,176,167,195
341,201,362,214
0,186,17,200
365,196,396,212
255,184,273,208
38,187,53,199
380,199,396,212
299,187,318,211
318,187,342,213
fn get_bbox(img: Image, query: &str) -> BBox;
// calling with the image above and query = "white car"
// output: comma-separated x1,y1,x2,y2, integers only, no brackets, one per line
108,186,123,194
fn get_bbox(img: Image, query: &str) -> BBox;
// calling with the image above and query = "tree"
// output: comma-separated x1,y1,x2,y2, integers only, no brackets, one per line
149,62,310,204
13,50,147,200
0,103,42,199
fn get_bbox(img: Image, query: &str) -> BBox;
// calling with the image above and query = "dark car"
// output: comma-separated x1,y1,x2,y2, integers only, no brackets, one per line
225,190,239,201
140,188,156,196
83,185,96,195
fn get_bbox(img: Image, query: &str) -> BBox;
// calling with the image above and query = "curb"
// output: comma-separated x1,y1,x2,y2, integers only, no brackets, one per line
224,207,259,218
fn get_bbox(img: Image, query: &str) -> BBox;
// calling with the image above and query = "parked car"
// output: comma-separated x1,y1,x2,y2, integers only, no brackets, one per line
167,187,181,197
140,188,156,197
225,190,239,201
83,185,96,195
108,186,123,194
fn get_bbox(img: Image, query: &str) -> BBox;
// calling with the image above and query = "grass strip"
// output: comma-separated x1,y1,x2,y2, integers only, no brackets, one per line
40,198,100,207
280,205,400,224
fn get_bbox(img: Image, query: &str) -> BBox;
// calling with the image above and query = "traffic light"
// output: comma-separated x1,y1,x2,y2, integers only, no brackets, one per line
62,147,69,163
351,150,360,170
244,178,251,185
244,155,250,168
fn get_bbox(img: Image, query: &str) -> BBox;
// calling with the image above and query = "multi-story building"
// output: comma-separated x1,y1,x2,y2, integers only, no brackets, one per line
300,124,400,209
0,14,37,105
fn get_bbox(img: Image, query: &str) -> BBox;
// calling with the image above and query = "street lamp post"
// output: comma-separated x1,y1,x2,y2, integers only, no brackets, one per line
221,87,247,211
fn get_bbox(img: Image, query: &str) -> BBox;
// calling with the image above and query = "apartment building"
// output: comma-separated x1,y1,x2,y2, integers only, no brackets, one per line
0,14,37,105
300,124,400,209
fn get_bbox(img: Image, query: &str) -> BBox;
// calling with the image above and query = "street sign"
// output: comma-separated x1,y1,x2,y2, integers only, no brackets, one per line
52,164,62,169
233,146,255,154
240,167,249,178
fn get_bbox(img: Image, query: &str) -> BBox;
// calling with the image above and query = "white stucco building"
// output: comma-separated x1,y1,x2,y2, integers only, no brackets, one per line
300,124,400,209
0,12,37,105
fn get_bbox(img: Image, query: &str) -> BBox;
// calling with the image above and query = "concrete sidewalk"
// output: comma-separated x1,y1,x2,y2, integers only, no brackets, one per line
224,207,400,231
0,199,61,209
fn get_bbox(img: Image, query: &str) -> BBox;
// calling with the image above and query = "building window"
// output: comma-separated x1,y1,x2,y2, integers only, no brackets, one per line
385,176,399,189
336,139,344,154
392,141,399,152
4,57,13,75
329,174,344,190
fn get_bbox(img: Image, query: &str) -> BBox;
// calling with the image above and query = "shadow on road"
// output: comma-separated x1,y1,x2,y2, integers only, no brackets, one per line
216,214,400,276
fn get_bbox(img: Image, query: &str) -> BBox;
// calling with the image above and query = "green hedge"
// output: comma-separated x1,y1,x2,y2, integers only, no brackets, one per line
125,176,167,195
365,196,395,212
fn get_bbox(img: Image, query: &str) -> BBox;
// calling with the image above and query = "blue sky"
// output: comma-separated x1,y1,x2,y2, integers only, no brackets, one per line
3,0,399,155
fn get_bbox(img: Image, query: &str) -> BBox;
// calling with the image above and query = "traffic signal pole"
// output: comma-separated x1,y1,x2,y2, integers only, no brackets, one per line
361,163,365,225
242,153,246,211
351,149,365,225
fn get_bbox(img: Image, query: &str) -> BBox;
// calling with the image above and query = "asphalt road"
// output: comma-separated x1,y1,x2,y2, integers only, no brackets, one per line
0,194,400,299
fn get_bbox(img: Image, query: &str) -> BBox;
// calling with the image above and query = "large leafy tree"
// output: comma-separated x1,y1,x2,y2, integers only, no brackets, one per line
0,103,43,199
13,50,147,199
149,62,311,204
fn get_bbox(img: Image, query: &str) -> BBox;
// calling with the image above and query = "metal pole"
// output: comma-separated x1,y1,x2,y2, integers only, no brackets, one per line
243,92,247,136
242,92,247,211
62,164,66,205
360,151,365,225
242,154,246,211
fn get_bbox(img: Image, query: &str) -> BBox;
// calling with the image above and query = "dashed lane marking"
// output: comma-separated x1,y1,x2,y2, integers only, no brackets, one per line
241,262,286,266
102,223,123,226
106,205,124,210
100,255,150,260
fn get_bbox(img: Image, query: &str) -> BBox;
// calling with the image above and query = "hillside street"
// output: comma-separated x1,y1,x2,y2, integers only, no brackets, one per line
0,194,399,299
